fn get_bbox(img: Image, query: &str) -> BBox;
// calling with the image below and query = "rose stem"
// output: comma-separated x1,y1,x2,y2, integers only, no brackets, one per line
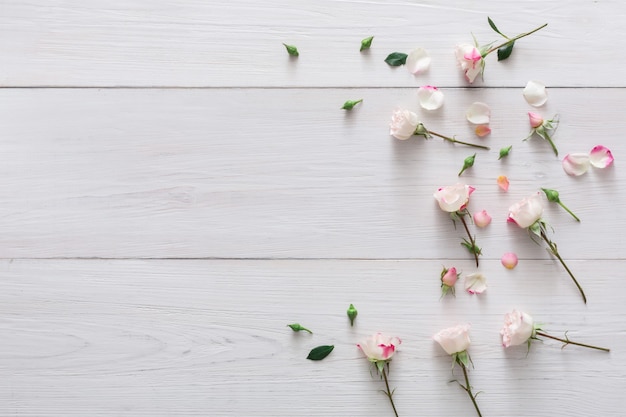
427,130,490,150
535,331,610,352
460,362,482,417
381,367,399,417
544,133,559,157
539,230,587,304
485,23,548,56
459,215,479,267
558,201,580,222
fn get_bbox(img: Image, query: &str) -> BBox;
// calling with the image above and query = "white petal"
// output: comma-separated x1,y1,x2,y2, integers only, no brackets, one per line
417,86,444,110
464,273,487,294
589,145,614,168
523,80,548,107
562,153,591,176
406,48,431,74
466,102,491,124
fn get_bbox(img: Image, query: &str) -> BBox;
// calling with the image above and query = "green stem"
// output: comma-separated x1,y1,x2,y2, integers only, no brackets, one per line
459,362,482,417
543,132,559,157
381,367,399,417
484,23,548,56
539,230,587,304
428,130,490,150
459,214,480,267
557,201,580,222
536,331,610,352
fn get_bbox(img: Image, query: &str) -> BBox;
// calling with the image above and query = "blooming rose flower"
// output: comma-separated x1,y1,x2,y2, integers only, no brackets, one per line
406,48,431,74
466,102,491,124
501,252,519,269
389,108,419,140
441,266,459,287
357,333,401,362
434,324,471,355
589,145,614,168
417,85,444,110
523,81,548,107
507,193,543,228
562,153,591,176
528,112,543,128
433,184,475,213
473,210,492,227
464,273,487,294
500,310,535,347
455,44,483,83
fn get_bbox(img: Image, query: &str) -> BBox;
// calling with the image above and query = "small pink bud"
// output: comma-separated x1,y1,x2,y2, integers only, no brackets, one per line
473,210,492,227
441,267,458,287
528,112,543,128
501,252,519,269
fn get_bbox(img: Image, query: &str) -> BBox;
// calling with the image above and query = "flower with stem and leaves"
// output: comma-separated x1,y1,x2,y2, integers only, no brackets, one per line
541,188,580,221
455,18,547,83
390,108,490,150
526,112,560,156
508,193,587,303
440,266,459,298
434,184,482,266
434,324,483,417
500,310,610,352
357,333,402,417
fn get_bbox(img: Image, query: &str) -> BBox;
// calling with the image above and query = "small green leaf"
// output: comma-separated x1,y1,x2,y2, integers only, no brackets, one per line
497,41,515,61
283,43,299,57
487,17,507,38
306,345,334,361
360,36,374,52
384,52,408,66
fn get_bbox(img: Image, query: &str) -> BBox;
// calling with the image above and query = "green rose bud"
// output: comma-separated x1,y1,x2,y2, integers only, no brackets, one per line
287,323,312,334
360,36,374,51
341,99,363,110
498,145,513,160
458,153,476,176
347,304,358,326
541,188,580,221
283,43,299,57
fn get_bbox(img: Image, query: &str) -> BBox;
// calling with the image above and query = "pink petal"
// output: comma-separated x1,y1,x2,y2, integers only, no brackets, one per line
501,252,518,269
562,153,591,176
497,175,509,191
464,273,487,294
417,85,444,110
589,145,614,168
473,210,492,227
475,125,491,137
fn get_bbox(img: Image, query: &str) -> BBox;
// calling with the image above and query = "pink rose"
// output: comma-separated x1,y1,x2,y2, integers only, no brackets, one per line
507,193,543,228
389,108,419,140
433,184,475,213
433,324,471,355
357,333,401,362
500,310,535,347
455,44,483,83
441,267,458,287
528,112,543,128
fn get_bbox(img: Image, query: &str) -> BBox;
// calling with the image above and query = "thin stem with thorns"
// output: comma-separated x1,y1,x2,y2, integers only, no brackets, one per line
459,362,482,417
459,214,480,267
536,331,610,352
428,130,490,150
539,229,587,304
381,367,399,417
484,23,548,56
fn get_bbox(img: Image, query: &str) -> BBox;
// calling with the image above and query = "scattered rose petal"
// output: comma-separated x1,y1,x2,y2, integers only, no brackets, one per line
473,210,492,228
406,48,431,74
464,273,487,294
475,125,491,137
562,153,591,176
523,80,548,107
501,252,518,269
497,175,510,191
466,102,491,124
589,145,614,168
417,85,444,110
528,112,543,128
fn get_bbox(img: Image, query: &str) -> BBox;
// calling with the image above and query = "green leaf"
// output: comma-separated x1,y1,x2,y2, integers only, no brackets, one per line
487,17,507,38
360,36,374,51
306,345,334,361
497,41,515,61
283,43,299,57
384,52,408,66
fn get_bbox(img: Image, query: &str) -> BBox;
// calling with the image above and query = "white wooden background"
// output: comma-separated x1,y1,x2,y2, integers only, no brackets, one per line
1,1,624,416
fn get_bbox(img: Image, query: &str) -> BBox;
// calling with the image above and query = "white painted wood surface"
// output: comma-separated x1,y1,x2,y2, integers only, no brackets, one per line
1,1,624,416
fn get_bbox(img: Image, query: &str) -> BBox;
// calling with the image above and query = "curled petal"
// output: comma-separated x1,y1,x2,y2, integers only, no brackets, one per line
562,153,591,176
497,175,510,191
473,210,492,227
464,273,487,294
523,80,548,107
417,85,444,110
589,145,614,168
406,48,431,74
501,252,518,269
475,125,491,137
466,102,491,124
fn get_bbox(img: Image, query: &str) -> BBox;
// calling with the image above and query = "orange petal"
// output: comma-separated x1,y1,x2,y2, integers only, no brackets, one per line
497,175,509,191
475,125,491,137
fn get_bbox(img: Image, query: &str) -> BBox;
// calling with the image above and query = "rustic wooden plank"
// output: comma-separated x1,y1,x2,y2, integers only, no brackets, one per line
1,0,624,87
0,87,622,259
0,259,621,416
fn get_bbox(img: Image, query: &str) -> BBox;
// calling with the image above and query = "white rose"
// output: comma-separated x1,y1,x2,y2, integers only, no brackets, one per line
507,193,544,228
433,184,475,213
455,44,483,83
500,310,535,347
434,324,471,355
389,108,419,140
357,333,401,362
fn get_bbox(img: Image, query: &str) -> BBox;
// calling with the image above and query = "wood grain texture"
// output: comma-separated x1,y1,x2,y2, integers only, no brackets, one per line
1,0,625,87
0,87,623,259
0,259,622,416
